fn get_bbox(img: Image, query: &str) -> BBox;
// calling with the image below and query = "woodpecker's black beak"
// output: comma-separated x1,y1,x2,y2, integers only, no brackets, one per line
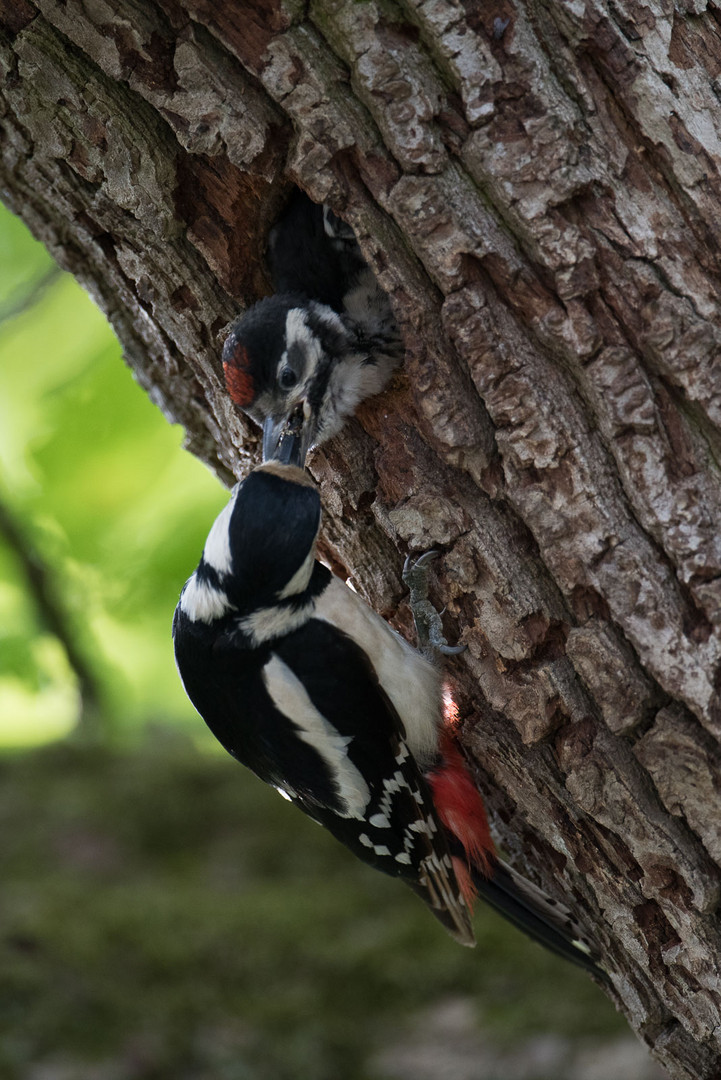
262,407,310,468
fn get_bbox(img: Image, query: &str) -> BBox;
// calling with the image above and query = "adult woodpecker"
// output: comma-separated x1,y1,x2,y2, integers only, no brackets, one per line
222,189,401,462
173,458,604,976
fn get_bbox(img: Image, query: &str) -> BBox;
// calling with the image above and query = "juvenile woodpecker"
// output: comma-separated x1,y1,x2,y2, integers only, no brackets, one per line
223,190,401,463
173,460,604,976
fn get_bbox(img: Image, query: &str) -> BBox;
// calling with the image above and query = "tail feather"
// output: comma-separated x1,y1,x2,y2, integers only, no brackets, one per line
473,860,608,980
426,725,607,978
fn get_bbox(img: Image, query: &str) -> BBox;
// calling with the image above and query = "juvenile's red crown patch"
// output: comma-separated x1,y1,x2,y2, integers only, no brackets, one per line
223,344,254,406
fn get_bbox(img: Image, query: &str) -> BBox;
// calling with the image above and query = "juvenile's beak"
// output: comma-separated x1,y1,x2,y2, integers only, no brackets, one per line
262,410,312,469
262,416,286,462
275,429,304,468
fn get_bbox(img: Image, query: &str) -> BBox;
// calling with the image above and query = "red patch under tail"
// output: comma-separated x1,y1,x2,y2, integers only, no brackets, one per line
427,727,496,908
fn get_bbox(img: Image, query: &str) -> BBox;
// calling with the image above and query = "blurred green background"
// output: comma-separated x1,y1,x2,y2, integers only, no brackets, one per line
0,205,650,1080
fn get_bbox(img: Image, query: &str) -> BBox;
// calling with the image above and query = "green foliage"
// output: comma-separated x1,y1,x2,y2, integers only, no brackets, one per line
0,204,226,742
0,736,622,1079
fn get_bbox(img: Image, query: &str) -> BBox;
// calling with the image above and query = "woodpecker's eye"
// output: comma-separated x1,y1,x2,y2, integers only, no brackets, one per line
279,367,298,390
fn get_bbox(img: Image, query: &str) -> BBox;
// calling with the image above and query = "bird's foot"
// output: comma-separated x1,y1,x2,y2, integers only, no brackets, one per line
402,551,466,660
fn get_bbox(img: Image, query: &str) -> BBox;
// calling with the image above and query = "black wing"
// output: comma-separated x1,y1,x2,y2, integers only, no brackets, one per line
174,608,474,944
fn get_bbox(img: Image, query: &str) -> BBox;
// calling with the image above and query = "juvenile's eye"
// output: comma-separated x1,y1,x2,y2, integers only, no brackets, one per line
279,367,298,390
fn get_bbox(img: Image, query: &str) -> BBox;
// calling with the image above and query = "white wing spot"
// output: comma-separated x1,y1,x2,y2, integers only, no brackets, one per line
202,492,237,575
263,654,370,819
277,548,317,599
282,308,324,384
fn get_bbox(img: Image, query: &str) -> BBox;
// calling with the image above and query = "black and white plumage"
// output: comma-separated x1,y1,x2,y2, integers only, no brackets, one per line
173,462,606,975
173,461,467,941
222,190,401,464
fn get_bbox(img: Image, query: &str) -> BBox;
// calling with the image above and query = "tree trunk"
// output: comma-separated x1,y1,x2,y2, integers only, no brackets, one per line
2,1,721,1074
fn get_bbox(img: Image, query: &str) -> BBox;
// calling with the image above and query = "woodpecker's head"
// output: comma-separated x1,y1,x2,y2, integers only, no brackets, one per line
222,294,362,466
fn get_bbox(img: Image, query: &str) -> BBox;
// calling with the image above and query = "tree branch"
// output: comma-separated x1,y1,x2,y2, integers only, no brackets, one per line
0,492,110,738
0,264,61,325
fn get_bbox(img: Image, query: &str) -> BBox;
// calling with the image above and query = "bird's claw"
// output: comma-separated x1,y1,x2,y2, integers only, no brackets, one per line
414,550,439,569
402,550,437,578
439,642,467,656
402,550,465,661
402,550,439,592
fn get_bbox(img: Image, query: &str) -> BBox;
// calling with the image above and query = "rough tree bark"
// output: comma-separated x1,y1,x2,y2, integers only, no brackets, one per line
2,1,720,1075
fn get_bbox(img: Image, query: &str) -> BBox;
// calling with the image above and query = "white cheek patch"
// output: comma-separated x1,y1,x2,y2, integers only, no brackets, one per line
202,493,236,575
263,653,371,819
282,309,321,379
277,547,317,600
180,575,230,623
281,306,346,389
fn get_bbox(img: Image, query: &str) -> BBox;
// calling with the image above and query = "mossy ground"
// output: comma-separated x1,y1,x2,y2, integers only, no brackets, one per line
0,730,623,1079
